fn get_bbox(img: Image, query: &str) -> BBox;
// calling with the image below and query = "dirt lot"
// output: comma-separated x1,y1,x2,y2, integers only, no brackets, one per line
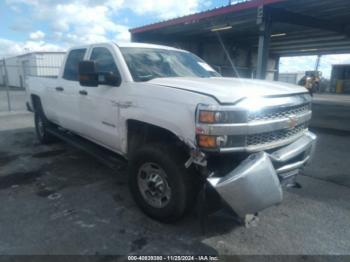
0,108,350,255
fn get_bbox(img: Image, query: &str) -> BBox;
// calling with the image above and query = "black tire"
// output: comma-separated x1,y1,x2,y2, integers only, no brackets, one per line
34,102,56,144
128,143,197,223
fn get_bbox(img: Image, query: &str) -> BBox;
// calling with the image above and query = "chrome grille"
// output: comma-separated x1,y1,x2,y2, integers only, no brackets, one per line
247,124,308,147
196,94,313,152
248,103,310,122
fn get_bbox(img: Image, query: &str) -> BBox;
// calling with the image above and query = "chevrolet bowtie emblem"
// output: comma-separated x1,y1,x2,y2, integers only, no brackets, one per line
288,115,298,128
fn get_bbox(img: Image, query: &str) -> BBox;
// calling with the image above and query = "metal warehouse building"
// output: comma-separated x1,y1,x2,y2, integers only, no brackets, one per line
0,52,65,88
130,0,350,81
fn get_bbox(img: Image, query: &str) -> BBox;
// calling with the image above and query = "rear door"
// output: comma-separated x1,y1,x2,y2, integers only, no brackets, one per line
78,44,123,151
54,48,87,133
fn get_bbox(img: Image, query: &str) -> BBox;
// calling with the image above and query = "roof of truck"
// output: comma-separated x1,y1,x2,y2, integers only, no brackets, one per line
66,41,187,53
116,42,185,51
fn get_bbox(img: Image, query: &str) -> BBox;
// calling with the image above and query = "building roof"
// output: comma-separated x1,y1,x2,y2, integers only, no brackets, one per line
2,51,66,60
130,0,350,57
16,51,66,57
130,0,285,34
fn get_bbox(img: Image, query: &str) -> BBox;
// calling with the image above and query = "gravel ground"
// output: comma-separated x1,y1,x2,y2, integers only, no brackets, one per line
0,112,349,255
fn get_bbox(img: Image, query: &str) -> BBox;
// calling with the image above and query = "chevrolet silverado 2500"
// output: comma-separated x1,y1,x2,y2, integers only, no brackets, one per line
26,42,316,223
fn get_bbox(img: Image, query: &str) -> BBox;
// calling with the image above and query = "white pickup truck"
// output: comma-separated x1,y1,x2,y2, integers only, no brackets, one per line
26,42,316,223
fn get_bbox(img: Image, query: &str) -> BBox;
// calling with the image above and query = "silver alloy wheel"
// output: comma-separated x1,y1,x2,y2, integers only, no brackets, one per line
137,162,172,208
37,115,44,138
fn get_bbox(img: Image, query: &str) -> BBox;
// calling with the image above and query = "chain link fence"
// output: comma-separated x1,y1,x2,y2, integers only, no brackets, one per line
0,54,64,112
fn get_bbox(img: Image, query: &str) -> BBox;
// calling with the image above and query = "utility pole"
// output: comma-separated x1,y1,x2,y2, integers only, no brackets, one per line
315,55,321,73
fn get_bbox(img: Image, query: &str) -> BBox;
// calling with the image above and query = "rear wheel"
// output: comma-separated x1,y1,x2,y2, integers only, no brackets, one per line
128,144,197,223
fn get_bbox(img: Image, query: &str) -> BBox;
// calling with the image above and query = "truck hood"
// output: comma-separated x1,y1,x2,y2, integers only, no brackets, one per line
149,77,308,104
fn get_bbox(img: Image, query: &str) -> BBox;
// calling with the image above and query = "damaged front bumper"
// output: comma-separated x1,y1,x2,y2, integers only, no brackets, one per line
207,131,317,218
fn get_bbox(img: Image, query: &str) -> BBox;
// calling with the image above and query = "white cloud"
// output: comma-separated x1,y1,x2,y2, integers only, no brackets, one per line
319,54,350,79
6,0,202,42
5,0,130,49
320,54,350,66
10,0,201,18
0,38,64,58
280,56,317,74
280,54,350,79
25,2,132,45
29,30,45,40
114,25,131,42
3,0,203,57
124,0,201,19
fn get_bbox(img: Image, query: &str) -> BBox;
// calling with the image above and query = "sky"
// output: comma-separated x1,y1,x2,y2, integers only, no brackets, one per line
280,55,350,79
0,0,222,56
1,0,350,79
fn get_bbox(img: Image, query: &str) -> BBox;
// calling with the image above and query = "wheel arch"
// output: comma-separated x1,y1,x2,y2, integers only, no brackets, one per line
30,94,51,122
126,119,193,158
30,94,41,112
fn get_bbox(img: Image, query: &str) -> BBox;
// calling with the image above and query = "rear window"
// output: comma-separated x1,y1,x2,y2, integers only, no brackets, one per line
63,49,86,81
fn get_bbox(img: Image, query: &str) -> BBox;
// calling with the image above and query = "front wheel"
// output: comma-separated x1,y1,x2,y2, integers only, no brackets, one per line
128,144,197,223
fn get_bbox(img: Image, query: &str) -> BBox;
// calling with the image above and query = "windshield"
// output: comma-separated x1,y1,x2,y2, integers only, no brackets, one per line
120,47,220,82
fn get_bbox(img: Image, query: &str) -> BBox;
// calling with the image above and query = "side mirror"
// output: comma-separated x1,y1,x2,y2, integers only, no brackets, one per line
78,60,122,87
78,60,98,87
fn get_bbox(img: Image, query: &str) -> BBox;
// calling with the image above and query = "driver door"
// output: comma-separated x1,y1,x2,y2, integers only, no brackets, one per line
78,45,123,151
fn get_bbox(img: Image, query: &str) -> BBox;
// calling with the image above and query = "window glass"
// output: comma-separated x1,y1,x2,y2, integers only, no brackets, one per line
63,49,86,81
90,47,119,76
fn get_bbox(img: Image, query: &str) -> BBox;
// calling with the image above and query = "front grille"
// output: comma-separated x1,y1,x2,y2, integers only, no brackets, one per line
248,103,310,122
198,95,312,152
247,124,308,147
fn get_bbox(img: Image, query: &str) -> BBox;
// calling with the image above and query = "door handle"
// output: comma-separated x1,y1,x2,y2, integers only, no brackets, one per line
55,86,64,92
79,90,88,96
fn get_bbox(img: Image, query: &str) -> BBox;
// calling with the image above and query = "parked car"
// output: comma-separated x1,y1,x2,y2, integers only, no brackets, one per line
26,42,316,223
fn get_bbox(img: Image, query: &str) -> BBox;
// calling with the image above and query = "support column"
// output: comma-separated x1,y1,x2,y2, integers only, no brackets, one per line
256,6,271,79
245,47,253,78
274,56,280,81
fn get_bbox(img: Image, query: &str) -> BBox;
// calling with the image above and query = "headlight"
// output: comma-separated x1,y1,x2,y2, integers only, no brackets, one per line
199,110,227,123
197,109,246,124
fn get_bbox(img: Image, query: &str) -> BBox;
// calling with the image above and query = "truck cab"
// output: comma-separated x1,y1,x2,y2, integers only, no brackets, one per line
26,42,316,223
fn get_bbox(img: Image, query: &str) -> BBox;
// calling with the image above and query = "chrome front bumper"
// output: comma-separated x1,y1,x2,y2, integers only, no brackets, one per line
207,131,316,218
